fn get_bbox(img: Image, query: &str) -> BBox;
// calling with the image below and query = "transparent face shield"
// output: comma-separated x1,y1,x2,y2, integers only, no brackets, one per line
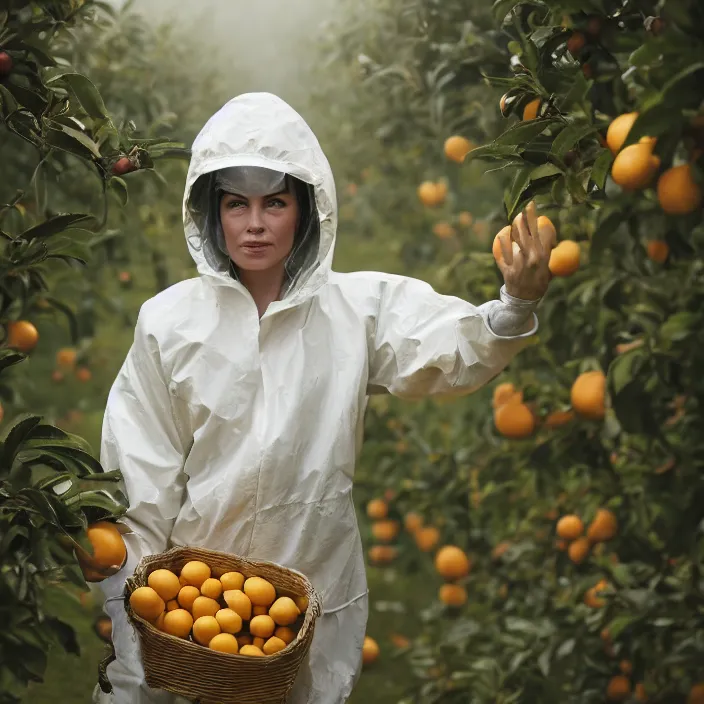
187,166,320,296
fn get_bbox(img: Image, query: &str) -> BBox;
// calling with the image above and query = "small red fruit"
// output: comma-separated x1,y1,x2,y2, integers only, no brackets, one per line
0,51,13,78
112,157,134,176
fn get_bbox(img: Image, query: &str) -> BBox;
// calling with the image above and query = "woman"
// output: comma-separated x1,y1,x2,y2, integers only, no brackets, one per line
93,92,552,704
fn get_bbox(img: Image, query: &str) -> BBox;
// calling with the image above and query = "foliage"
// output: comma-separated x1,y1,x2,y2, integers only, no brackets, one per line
0,1,208,699
321,0,704,702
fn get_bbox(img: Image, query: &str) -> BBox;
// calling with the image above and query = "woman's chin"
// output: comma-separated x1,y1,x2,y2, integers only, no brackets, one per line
231,255,280,272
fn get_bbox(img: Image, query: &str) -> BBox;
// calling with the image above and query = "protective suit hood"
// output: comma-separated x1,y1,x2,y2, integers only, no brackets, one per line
184,92,336,301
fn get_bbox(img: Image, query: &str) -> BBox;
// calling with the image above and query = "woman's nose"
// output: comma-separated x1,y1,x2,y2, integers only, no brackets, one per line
246,205,265,231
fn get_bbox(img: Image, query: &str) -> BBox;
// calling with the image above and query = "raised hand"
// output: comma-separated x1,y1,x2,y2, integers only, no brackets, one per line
492,201,554,301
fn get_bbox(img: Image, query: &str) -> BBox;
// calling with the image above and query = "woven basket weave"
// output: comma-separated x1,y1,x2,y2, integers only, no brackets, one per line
123,546,322,704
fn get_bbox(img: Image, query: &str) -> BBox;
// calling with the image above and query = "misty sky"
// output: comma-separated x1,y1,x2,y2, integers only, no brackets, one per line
129,0,338,108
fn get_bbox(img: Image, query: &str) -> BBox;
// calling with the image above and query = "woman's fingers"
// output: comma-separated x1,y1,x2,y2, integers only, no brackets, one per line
525,201,545,258
499,228,514,265
513,212,533,256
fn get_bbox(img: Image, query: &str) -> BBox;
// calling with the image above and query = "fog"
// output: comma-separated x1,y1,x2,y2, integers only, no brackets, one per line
128,0,339,108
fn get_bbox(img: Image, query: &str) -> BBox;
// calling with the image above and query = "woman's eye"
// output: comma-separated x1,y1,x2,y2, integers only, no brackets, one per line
227,199,246,209
267,198,286,208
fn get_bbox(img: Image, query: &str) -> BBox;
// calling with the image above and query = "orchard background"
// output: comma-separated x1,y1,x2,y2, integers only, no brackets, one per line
1,1,702,703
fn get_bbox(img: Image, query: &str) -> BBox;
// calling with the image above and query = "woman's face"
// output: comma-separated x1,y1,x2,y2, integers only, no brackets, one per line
219,185,299,274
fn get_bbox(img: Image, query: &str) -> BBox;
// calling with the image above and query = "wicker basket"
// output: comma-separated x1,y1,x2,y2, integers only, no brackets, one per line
123,546,322,704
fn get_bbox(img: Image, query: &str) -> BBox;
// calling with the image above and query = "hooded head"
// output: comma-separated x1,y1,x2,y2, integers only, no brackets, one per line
184,93,337,300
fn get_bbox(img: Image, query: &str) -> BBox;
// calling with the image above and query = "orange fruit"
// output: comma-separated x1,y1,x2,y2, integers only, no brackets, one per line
634,683,648,702
545,410,574,428
153,612,166,631
129,587,165,622
584,580,609,608
166,599,179,612
435,545,471,580
162,609,193,639
219,572,245,591
444,135,474,163
587,508,618,542
620,660,633,676
177,585,200,612
252,605,268,617
192,596,221,621
239,644,264,657
236,634,253,648
371,519,400,543
556,515,584,540
215,608,243,634
51,369,64,383
275,626,296,645
646,240,669,263
180,561,211,588
200,578,223,600
362,636,379,665
458,211,473,227
433,221,456,239
657,164,703,214
368,545,397,564
612,141,661,190
606,113,639,155
537,215,558,249
366,498,388,520
571,370,606,420
209,633,239,654
250,615,276,639
77,522,126,571
244,577,277,607
439,583,467,607
417,181,446,207
415,526,440,552
568,537,591,564
192,615,221,646
263,636,287,655
566,31,586,56
75,366,92,382
493,382,522,409
147,569,181,602
549,240,581,276
56,347,77,368
494,402,535,439
295,594,308,613
492,541,511,560
689,684,704,704
606,675,631,701
404,512,423,533
269,597,300,626
6,320,39,353
523,98,541,121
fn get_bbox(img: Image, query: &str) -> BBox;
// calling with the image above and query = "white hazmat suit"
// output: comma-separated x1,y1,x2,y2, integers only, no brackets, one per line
94,92,539,704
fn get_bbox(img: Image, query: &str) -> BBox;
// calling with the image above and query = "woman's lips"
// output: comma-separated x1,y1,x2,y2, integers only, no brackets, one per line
241,242,271,255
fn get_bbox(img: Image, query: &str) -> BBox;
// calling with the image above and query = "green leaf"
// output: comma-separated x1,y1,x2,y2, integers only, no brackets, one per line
49,73,110,121
44,127,96,161
20,214,96,242
504,168,532,220
108,177,128,207
495,118,561,146
608,348,648,395
465,143,522,162
44,618,80,656
0,415,42,468
0,349,26,374
660,312,697,342
46,121,102,158
590,149,613,190
550,123,598,158
662,62,704,97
